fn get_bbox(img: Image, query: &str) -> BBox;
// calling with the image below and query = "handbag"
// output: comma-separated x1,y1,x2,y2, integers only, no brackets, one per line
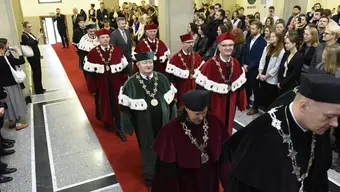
4,56,26,83
21,33,35,57
21,45,34,57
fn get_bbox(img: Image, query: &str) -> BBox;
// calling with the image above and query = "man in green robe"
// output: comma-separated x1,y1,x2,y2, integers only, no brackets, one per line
118,51,177,189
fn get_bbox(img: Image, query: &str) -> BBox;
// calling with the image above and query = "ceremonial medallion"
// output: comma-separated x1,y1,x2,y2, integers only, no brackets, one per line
106,65,110,71
201,153,209,164
151,99,159,106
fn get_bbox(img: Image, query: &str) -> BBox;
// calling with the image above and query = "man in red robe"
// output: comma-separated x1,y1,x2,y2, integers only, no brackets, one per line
196,32,247,135
132,24,170,74
83,28,129,141
166,33,203,107
152,90,230,192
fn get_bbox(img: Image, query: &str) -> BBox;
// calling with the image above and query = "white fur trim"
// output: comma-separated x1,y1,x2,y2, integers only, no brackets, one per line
230,68,247,92
195,71,230,94
83,56,128,74
110,56,129,74
195,68,247,94
165,62,189,79
159,49,170,63
83,57,105,73
163,84,177,104
78,34,99,52
131,51,137,61
118,87,148,111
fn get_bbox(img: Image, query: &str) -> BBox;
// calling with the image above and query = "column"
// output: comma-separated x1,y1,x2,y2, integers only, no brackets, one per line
158,0,194,54
0,0,31,96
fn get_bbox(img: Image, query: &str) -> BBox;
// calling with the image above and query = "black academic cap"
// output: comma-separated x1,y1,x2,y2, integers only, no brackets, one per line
134,52,154,62
300,73,340,104
182,90,210,111
86,24,96,29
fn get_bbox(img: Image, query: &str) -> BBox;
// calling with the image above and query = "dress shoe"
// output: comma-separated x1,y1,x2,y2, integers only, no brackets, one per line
2,138,15,144
15,124,29,131
1,142,14,149
247,108,258,115
1,168,17,174
0,149,15,156
0,175,12,183
116,131,126,142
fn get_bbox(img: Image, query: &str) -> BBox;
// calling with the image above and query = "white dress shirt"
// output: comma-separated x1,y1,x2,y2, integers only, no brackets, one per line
289,103,307,132
140,72,154,80
250,34,261,50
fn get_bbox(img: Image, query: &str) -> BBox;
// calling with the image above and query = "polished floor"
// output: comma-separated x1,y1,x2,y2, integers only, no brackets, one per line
1,45,339,192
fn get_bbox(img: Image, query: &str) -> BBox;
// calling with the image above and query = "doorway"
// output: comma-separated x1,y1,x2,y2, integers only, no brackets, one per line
40,16,67,44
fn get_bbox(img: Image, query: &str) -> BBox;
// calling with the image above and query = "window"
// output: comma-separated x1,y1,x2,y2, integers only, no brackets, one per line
38,0,62,3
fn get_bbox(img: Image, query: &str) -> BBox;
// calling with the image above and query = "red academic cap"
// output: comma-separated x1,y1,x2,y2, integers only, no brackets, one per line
180,33,194,42
216,32,235,44
145,24,158,30
95,29,110,37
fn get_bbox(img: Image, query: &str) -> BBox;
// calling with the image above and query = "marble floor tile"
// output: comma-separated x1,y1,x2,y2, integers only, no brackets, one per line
53,148,114,190
32,90,76,103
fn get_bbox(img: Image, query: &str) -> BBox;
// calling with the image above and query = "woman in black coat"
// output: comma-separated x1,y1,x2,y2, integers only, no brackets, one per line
278,34,304,95
21,21,45,94
299,27,318,72
194,24,209,57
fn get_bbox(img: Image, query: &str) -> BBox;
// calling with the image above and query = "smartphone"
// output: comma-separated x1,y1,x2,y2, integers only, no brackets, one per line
8,46,14,51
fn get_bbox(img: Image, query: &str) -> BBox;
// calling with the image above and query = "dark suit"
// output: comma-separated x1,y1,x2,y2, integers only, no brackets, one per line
278,51,304,94
241,35,267,105
110,28,132,74
299,43,316,72
88,9,96,22
109,11,124,29
71,14,82,30
97,9,109,29
53,14,69,47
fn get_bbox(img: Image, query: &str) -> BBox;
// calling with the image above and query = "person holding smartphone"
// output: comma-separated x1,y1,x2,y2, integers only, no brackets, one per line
21,21,45,94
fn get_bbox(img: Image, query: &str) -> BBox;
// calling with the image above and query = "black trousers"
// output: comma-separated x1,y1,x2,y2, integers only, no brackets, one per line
57,28,69,47
27,56,44,93
255,81,278,110
245,70,259,107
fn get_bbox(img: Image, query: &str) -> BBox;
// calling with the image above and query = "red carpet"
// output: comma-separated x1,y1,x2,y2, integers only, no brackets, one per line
52,44,148,192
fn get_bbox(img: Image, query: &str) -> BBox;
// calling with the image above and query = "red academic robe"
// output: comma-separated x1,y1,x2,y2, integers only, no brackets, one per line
84,45,129,125
166,50,203,107
196,55,247,135
132,38,170,74
152,113,230,192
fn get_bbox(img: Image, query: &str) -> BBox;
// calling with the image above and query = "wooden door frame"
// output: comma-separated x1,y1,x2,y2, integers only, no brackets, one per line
39,15,70,44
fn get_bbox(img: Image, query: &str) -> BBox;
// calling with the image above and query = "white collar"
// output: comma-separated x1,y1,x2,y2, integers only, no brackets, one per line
140,72,154,80
251,34,261,41
219,54,231,63
289,103,308,132
100,45,110,51
182,49,189,55
148,38,155,43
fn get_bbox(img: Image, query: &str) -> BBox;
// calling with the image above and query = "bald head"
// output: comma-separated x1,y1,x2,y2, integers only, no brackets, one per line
292,93,340,135
73,8,78,14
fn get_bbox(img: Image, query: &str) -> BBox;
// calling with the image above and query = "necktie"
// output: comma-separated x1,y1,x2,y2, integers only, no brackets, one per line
122,30,127,43
146,76,150,80
73,14,77,23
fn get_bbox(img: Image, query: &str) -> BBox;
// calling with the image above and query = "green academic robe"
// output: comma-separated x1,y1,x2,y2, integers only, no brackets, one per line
118,72,177,183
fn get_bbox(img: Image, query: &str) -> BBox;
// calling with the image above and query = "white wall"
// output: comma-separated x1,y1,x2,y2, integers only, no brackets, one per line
20,0,101,17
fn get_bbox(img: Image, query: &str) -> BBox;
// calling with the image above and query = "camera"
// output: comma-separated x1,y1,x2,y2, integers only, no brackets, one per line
8,46,14,51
